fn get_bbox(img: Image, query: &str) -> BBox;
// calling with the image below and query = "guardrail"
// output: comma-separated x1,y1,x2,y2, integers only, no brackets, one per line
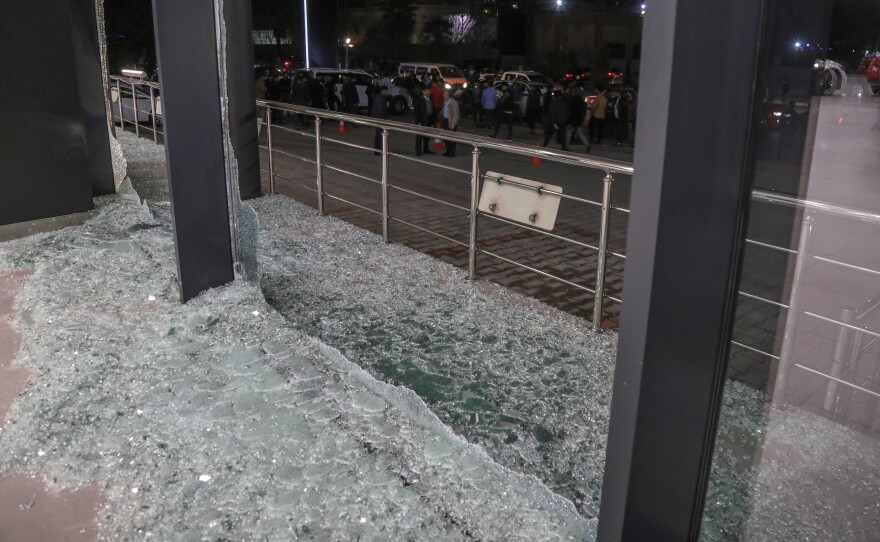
108,76,880,416
255,97,633,332
110,75,163,143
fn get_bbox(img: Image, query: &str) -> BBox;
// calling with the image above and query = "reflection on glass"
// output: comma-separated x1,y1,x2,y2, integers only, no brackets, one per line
702,0,880,540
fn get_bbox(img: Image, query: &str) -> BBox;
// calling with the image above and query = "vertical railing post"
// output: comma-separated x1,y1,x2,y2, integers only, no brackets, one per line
381,128,390,243
116,80,124,129
266,107,276,195
469,146,481,280
131,82,140,137
149,86,158,144
315,117,324,215
592,172,614,332
823,307,854,412
773,215,815,402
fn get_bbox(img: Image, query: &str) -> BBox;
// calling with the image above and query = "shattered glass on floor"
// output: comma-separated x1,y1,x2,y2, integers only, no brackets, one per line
1,131,875,541
0,135,590,541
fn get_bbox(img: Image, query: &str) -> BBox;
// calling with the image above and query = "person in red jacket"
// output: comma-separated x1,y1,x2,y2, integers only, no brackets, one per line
428,77,445,128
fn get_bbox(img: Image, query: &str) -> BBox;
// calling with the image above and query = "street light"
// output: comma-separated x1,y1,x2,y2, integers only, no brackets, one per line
344,37,351,69
303,0,310,69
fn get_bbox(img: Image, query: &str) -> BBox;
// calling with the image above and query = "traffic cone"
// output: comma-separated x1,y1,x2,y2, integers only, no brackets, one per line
433,121,444,151
531,144,543,165
338,120,346,133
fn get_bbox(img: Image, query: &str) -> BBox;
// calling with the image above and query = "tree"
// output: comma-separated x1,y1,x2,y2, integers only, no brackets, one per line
448,13,476,44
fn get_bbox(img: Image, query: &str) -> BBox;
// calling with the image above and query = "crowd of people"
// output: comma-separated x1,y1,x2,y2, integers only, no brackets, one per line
255,68,636,158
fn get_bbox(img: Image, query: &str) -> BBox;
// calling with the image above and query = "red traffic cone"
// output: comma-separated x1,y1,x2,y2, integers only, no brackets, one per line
531,144,543,165
338,120,346,133
433,120,444,150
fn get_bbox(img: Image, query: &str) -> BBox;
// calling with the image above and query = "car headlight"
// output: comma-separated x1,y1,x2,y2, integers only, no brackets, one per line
445,83,452,89
773,111,782,116
813,61,821,69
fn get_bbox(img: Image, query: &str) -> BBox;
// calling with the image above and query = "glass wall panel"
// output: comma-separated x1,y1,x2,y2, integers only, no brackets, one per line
702,0,880,540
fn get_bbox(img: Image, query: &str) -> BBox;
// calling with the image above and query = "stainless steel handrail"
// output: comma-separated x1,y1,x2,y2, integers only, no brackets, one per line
257,99,636,176
254,98,628,331
110,76,880,356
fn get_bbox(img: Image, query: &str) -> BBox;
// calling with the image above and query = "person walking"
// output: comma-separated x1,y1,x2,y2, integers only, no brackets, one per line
588,85,608,145
542,89,570,151
291,73,312,129
481,82,497,131
428,77,445,128
413,85,434,156
371,86,389,155
610,90,629,146
491,82,515,140
366,77,379,116
472,81,485,128
441,89,460,158
342,76,360,117
308,72,326,110
567,86,590,152
525,85,542,134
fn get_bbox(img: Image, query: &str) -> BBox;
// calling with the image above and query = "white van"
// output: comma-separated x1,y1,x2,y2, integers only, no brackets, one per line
398,62,468,93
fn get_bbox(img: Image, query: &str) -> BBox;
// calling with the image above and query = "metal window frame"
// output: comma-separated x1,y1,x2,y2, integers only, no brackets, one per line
597,0,768,540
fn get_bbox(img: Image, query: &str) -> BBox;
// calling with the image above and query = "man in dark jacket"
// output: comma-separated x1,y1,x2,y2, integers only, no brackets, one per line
542,90,570,150
525,85,542,134
308,73,326,110
491,82,515,140
366,78,379,115
372,86,389,154
413,85,434,156
342,76,360,117
291,73,312,129
567,86,590,152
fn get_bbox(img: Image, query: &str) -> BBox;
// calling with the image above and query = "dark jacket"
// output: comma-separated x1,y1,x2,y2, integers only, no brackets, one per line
413,95,431,125
342,81,359,107
292,81,311,106
544,95,570,129
371,94,388,119
497,90,515,114
568,95,587,127
308,78,325,109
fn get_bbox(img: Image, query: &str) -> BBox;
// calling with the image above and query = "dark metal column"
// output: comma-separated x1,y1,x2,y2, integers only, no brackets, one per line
151,0,235,302
0,0,96,226
70,0,116,196
222,0,261,200
597,0,766,540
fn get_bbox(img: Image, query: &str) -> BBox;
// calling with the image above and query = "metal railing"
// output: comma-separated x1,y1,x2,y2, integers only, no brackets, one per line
256,98,634,332
732,190,880,421
108,76,880,415
110,75,163,143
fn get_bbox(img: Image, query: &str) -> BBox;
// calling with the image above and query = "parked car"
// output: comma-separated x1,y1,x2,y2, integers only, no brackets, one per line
297,68,411,114
493,80,550,113
500,70,553,85
397,62,468,94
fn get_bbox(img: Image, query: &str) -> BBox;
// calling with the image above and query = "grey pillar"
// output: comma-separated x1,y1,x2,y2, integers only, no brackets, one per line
222,0,262,200
152,0,241,302
0,0,102,227
70,0,116,196
597,0,765,539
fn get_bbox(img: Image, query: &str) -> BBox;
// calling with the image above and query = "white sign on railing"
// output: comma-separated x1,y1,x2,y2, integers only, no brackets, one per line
479,172,562,231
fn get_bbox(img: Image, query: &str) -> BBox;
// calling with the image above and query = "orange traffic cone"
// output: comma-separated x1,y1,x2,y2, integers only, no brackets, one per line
338,120,346,133
531,144,543,165
433,121,444,151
